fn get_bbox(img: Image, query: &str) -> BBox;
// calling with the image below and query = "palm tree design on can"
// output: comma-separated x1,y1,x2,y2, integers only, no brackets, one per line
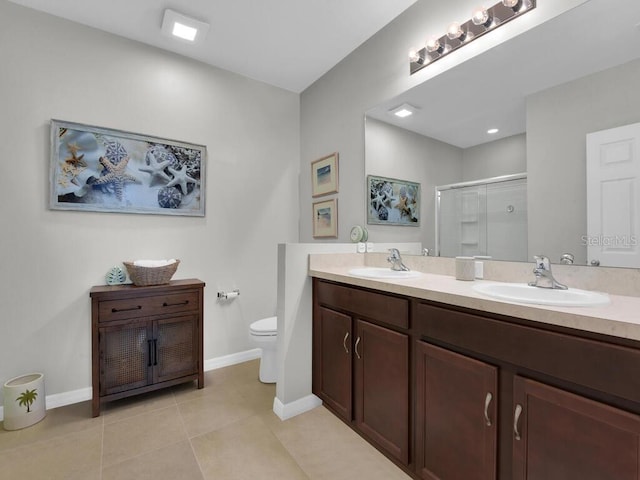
16,388,38,413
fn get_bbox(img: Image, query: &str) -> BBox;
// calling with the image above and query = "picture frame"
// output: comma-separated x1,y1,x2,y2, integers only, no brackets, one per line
49,119,206,216
311,152,339,197
367,175,420,226
313,198,338,238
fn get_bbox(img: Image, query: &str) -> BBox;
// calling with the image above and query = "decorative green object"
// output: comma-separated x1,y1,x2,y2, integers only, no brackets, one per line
16,388,38,413
105,265,126,285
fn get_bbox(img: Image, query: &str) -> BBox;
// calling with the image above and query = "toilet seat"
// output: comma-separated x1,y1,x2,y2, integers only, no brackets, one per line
250,316,277,336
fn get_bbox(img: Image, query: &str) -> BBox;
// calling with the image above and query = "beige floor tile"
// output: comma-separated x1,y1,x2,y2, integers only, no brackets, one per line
0,400,102,452
102,439,204,480
102,404,188,467
233,379,276,414
192,414,309,480
270,406,411,480
177,387,256,438
102,387,178,425
0,425,102,480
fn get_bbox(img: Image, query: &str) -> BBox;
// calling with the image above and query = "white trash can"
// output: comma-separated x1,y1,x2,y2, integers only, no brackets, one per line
3,373,46,430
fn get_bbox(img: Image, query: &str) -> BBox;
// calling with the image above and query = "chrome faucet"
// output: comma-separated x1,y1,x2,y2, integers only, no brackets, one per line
387,248,410,271
528,255,567,289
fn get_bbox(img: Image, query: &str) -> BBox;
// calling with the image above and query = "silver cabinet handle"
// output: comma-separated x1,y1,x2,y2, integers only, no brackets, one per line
514,404,523,440
343,332,350,354
484,392,493,426
355,336,361,359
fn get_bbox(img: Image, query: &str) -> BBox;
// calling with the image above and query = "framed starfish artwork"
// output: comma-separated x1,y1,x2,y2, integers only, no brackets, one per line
367,175,420,226
49,119,206,216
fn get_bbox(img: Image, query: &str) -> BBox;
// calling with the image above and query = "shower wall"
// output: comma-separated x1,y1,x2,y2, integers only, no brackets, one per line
438,177,527,261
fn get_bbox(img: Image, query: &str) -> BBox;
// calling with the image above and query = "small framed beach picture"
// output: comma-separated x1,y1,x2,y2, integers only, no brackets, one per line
313,198,338,238
49,119,206,216
367,175,420,226
311,152,338,197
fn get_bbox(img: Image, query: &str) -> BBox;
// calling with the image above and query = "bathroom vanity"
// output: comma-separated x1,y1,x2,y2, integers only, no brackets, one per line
311,267,640,480
90,279,205,417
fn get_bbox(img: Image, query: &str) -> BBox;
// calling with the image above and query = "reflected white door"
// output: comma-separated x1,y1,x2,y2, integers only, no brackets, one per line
586,122,640,267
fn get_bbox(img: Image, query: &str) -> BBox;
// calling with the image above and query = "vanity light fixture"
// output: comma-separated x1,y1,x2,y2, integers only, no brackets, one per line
390,103,418,118
161,9,210,44
409,0,536,74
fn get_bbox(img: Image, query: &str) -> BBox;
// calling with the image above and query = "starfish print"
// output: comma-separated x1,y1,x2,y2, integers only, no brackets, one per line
92,156,140,200
139,151,172,184
67,142,81,156
167,165,198,195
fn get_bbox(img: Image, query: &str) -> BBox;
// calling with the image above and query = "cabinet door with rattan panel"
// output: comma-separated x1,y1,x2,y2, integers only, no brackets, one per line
100,322,152,396
153,314,199,384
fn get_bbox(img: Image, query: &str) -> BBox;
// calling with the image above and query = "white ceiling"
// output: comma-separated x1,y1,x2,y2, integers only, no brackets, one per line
8,0,416,93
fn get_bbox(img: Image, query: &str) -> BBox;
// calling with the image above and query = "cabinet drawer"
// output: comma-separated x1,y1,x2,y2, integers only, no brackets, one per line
98,291,198,322
316,280,408,329
416,301,640,404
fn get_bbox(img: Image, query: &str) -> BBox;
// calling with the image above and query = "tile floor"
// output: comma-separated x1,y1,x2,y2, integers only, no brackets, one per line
0,360,411,479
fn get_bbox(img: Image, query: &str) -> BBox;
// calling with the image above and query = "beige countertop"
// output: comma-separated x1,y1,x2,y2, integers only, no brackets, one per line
309,257,640,342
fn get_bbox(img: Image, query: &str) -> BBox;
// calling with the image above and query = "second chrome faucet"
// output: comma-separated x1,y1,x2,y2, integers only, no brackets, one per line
528,255,567,289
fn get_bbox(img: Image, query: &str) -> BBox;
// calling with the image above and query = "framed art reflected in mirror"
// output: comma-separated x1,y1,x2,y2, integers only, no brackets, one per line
367,175,420,226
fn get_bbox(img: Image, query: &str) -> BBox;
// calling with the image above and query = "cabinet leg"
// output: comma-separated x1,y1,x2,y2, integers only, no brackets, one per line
197,372,204,389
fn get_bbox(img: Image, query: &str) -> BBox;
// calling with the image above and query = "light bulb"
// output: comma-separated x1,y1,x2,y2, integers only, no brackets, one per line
426,36,442,53
446,22,464,40
471,7,491,27
409,48,421,63
502,0,520,8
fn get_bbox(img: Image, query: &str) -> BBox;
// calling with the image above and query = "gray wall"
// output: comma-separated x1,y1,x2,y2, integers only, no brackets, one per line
365,118,462,248
0,1,299,404
462,134,526,181
299,0,586,244
527,58,640,264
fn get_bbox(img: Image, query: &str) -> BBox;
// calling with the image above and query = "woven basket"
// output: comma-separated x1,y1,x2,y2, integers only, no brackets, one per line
123,260,180,286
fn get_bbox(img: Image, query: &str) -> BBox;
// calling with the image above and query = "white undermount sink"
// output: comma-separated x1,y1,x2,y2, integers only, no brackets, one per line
472,282,610,307
348,267,421,280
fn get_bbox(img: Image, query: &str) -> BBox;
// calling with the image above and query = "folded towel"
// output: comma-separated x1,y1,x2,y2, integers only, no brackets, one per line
133,259,176,268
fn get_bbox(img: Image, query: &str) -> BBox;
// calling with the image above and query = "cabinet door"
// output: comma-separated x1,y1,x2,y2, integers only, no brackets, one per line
313,307,353,421
153,314,199,384
415,341,497,480
513,376,640,480
354,319,409,465
100,322,152,396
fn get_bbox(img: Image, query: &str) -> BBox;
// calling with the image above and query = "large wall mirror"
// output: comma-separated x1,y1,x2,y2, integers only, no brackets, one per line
365,0,640,267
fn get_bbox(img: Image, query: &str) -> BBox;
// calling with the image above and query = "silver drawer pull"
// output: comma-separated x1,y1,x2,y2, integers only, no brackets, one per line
343,332,350,354
355,336,361,359
514,404,523,440
484,392,493,426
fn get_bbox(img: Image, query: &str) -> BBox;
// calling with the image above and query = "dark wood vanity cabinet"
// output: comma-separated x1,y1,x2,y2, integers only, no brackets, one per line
313,278,640,480
312,279,410,466
90,279,205,417
416,300,640,480
414,341,497,480
512,376,640,480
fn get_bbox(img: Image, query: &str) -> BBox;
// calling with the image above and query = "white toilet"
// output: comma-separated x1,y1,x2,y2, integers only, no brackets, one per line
249,316,278,383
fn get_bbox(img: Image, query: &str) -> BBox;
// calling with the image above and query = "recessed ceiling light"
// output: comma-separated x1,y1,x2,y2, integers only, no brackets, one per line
389,103,419,118
161,9,210,44
487,128,499,134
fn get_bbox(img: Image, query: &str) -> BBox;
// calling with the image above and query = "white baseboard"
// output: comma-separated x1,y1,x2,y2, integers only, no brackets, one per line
203,348,261,371
273,394,322,421
0,349,263,422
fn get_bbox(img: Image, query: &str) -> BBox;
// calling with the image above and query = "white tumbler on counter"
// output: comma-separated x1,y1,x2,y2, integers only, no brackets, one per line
455,256,476,281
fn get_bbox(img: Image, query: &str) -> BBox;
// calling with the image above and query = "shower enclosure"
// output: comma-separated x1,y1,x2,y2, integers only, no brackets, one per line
436,174,527,262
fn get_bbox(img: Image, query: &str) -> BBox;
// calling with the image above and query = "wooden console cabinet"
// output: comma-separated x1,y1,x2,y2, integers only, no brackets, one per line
90,279,205,417
313,278,640,479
